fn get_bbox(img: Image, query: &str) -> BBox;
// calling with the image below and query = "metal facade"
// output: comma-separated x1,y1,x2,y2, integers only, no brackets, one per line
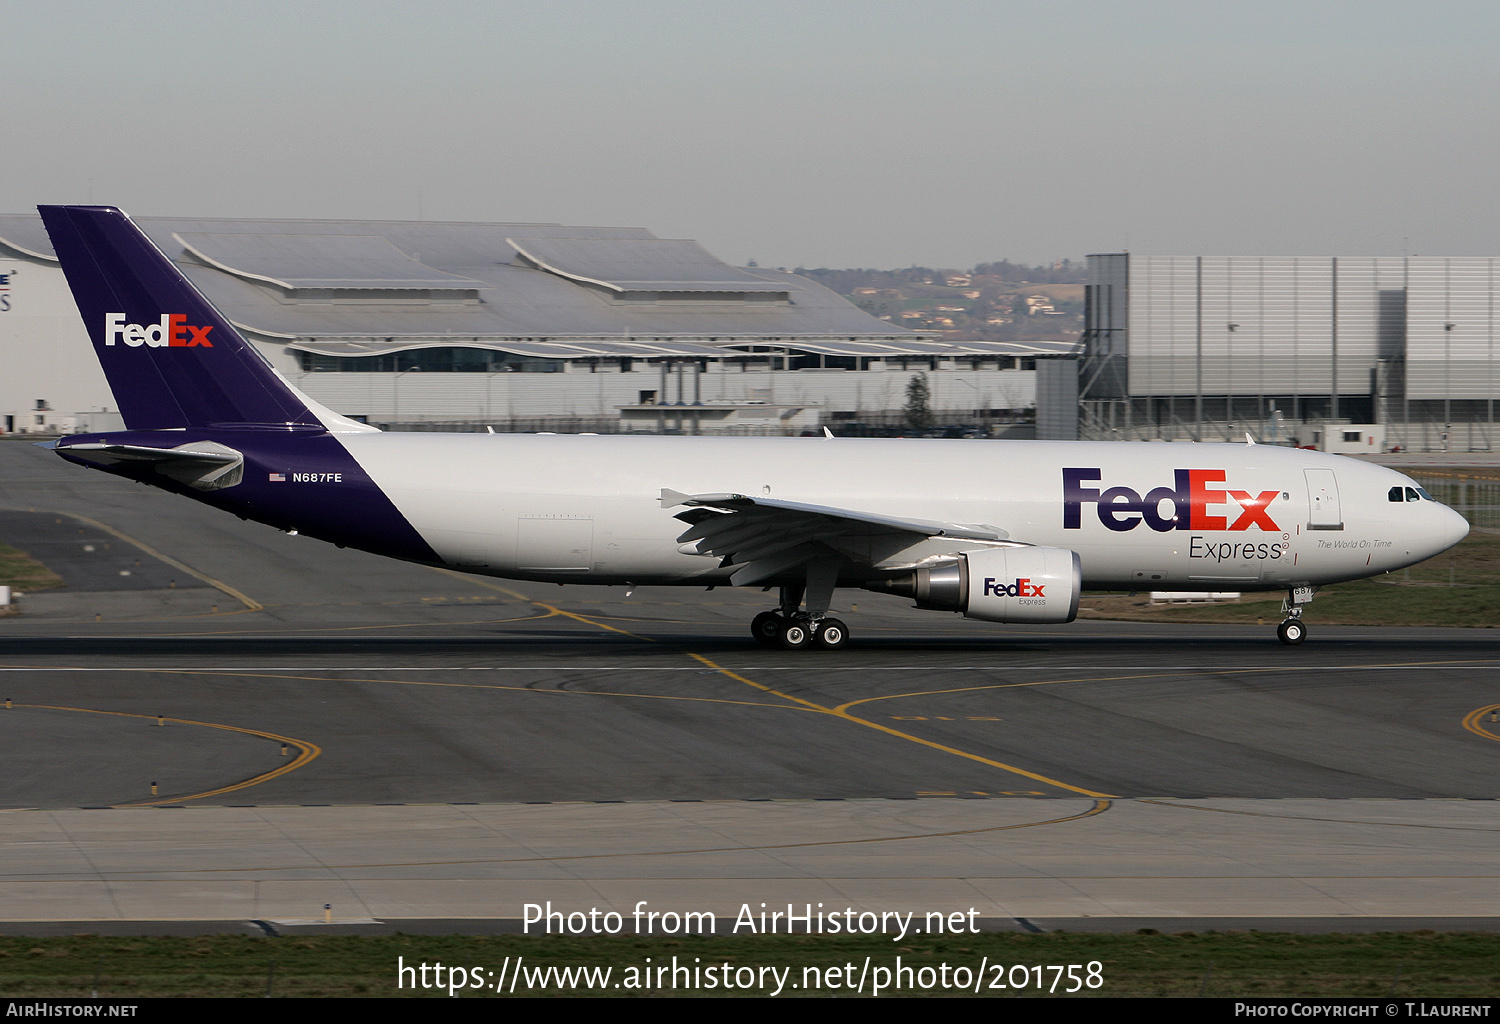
1406,257,1500,400
1089,252,1500,400
1034,358,1079,440
1082,252,1500,448
1123,255,1405,398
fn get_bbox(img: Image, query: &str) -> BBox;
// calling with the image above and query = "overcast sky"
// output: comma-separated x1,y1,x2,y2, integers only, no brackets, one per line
5,0,1498,268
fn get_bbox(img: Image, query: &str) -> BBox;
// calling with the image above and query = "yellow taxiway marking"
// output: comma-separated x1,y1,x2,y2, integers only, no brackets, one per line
0,703,318,807
1140,797,1500,832
689,652,1115,798
433,569,654,639
52,511,264,611
128,669,819,715
439,570,1118,798
40,799,1113,874
1462,703,1500,742
685,653,831,714
834,673,1182,707
830,660,1500,704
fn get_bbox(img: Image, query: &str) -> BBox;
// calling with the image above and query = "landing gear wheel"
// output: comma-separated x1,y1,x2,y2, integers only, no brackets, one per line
1277,618,1306,645
777,619,812,650
813,618,849,650
751,611,782,646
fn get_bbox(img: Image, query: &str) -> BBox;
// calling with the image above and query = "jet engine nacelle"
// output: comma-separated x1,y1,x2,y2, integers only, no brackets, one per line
868,546,1082,624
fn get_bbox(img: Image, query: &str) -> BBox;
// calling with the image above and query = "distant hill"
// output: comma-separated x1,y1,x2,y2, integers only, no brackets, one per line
787,260,1085,343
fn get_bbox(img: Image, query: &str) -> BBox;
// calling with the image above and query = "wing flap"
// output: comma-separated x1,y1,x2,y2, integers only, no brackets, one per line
729,544,823,587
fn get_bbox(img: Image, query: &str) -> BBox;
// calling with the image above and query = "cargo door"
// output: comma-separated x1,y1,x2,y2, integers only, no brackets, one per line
1304,469,1343,530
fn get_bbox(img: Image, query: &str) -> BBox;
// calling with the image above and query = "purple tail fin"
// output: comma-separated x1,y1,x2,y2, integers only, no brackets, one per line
38,205,321,431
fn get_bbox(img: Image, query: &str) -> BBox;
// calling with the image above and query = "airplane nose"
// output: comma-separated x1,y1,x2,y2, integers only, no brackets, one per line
1443,505,1470,551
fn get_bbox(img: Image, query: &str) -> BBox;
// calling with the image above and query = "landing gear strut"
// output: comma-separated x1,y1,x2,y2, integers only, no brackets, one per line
748,574,851,651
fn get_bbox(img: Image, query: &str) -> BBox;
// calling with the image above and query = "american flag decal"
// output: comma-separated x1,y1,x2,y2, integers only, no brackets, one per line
269,472,286,482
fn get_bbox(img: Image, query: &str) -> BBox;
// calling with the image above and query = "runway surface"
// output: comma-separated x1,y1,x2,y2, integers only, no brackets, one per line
2,438,1498,928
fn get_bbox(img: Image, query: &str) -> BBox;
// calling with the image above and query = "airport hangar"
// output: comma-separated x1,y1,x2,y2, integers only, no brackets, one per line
11,211,1496,455
1079,253,1500,452
0,213,1062,438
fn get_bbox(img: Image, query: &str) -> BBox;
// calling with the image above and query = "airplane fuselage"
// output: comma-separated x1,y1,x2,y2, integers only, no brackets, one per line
59,431,1467,593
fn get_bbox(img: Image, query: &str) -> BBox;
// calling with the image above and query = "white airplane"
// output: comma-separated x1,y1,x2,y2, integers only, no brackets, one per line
37,206,1469,647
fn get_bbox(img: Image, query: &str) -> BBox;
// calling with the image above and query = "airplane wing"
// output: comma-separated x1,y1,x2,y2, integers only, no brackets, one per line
660,488,1013,587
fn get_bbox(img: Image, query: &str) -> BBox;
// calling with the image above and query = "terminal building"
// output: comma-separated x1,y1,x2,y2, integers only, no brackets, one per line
0,214,1055,436
1081,253,1500,451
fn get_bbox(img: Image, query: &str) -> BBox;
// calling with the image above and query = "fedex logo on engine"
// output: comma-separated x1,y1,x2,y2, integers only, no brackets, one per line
983,577,1045,598
1063,468,1280,533
103,313,213,348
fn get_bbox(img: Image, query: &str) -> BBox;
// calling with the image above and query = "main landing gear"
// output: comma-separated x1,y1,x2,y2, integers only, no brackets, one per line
751,611,849,650
750,578,849,651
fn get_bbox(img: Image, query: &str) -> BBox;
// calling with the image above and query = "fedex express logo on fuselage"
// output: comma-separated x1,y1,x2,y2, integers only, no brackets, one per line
103,313,213,348
983,578,1045,599
1063,468,1280,533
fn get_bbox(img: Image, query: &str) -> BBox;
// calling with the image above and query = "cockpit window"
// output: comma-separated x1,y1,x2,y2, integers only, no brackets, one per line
1406,487,1421,501
1389,486,1404,502
1392,485,1432,502
1415,487,1434,501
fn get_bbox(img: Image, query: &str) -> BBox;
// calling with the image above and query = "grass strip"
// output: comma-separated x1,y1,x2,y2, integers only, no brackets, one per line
0,541,64,593
1079,530,1500,628
1,931,1498,998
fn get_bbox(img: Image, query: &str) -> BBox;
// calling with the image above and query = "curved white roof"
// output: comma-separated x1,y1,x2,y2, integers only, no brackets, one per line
0,212,912,343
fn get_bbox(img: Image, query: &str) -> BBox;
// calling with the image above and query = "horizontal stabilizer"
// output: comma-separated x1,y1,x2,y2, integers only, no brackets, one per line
60,440,244,491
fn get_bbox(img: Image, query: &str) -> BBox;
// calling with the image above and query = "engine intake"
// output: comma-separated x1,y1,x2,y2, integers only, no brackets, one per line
866,546,1082,624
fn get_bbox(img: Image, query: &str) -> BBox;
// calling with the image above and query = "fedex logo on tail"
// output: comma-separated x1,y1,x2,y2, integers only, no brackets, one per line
103,313,213,348
1063,468,1281,533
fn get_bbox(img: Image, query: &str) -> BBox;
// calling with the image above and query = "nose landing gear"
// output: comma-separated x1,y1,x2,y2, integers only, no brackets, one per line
1276,616,1306,645
1276,586,1315,645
